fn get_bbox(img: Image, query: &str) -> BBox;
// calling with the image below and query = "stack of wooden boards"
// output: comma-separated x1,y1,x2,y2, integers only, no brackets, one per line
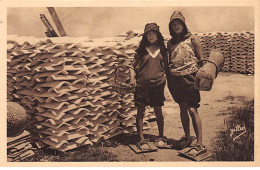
7,130,34,162
194,31,254,74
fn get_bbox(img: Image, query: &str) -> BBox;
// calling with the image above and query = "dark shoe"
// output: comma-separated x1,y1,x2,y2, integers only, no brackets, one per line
175,136,195,150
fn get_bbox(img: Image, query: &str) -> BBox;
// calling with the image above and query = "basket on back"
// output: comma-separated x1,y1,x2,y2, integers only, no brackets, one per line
110,65,135,95
195,49,224,91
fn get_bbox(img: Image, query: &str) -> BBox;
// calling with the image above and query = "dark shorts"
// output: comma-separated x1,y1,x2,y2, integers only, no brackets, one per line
167,72,200,108
134,81,166,107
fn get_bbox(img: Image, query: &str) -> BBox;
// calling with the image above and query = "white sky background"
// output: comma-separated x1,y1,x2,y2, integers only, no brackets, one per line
7,7,254,38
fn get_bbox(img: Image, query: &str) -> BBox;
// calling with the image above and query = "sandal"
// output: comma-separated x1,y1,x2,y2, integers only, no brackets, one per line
175,136,196,150
155,137,168,148
136,139,151,151
186,144,207,157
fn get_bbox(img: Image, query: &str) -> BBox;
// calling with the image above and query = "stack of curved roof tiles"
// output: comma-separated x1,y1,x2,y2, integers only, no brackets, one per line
7,31,153,151
194,31,254,74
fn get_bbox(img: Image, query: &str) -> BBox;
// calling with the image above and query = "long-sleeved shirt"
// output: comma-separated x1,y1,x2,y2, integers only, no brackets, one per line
131,49,167,87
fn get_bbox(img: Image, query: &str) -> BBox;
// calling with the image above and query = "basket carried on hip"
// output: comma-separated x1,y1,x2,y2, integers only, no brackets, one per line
110,64,135,95
194,49,225,91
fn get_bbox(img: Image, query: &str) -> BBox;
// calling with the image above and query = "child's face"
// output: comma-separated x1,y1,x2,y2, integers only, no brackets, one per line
171,19,184,34
146,30,158,44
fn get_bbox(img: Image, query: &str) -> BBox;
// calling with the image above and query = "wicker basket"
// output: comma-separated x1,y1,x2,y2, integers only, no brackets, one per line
110,65,135,95
195,49,225,91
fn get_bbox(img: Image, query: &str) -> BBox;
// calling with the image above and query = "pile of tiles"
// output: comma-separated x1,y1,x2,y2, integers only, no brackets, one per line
245,32,254,74
7,33,154,151
194,31,254,74
195,33,215,59
214,32,232,72
229,33,248,73
7,130,34,162
118,30,143,41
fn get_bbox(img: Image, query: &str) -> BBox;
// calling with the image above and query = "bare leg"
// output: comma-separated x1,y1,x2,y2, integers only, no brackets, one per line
179,103,190,138
136,106,145,141
154,106,164,138
188,107,203,145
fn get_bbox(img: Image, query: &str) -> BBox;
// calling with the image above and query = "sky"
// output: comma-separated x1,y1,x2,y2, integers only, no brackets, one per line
7,7,254,38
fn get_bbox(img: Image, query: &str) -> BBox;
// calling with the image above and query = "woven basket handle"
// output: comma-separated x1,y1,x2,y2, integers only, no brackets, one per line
113,65,133,85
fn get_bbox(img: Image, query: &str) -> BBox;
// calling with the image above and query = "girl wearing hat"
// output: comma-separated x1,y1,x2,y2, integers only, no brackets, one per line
129,23,168,150
166,11,207,155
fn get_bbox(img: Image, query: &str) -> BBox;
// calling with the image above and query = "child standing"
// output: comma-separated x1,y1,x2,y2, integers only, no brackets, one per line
166,11,207,156
129,23,168,150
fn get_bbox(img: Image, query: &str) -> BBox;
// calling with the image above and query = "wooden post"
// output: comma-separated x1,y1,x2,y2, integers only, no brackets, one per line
40,14,59,37
47,7,67,37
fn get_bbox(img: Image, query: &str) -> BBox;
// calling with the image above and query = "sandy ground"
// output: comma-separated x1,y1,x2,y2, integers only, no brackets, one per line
106,72,254,161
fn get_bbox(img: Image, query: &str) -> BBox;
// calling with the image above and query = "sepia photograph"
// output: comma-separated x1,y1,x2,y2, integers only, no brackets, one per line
3,1,259,166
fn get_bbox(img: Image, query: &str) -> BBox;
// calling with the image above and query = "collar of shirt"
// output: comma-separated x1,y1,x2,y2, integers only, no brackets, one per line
146,47,161,58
